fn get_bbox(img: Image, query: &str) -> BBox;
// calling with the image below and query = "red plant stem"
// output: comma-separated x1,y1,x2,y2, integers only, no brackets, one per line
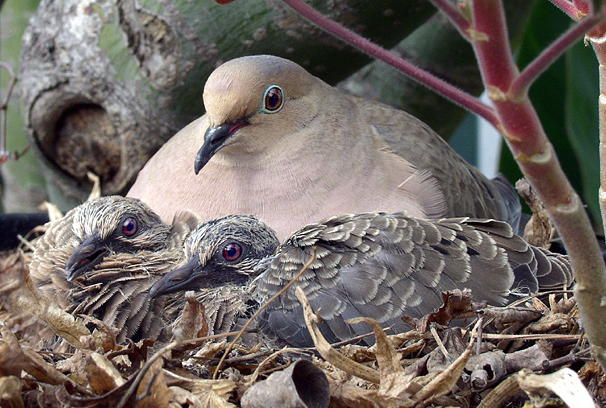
510,14,601,97
472,0,606,368
573,0,593,16
548,0,587,20
429,0,471,38
280,0,499,128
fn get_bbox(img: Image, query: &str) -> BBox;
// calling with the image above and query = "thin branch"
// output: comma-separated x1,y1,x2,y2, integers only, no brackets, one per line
548,0,588,20
280,0,500,128
573,0,593,16
510,13,602,97
429,0,471,38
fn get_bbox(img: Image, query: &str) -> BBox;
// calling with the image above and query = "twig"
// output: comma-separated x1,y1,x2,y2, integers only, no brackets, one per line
134,370,161,402
510,13,602,98
115,341,177,408
429,0,471,38
280,0,499,128
477,374,522,408
470,332,581,341
548,0,589,20
542,347,591,370
430,325,450,359
212,248,317,379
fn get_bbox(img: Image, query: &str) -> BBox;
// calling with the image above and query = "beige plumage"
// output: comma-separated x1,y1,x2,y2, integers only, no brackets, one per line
29,196,198,343
150,213,572,347
128,55,520,241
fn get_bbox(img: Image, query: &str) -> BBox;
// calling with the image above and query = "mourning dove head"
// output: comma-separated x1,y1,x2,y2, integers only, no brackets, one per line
196,55,323,173
65,196,171,282
149,215,278,298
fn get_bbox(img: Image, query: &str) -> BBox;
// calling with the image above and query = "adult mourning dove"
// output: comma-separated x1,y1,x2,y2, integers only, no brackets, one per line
29,196,247,343
128,55,520,241
150,213,572,347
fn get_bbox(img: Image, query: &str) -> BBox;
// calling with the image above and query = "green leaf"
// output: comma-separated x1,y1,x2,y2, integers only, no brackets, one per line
501,1,600,228
565,40,600,228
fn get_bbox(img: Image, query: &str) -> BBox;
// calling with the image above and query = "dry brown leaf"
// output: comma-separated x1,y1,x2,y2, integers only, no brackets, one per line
417,289,475,331
0,325,73,386
184,340,228,367
85,352,126,394
328,380,381,408
173,292,210,342
0,327,27,377
1,254,90,348
169,386,205,408
135,358,172,408
294,287,380,384
164,369,236,408
409,321,477,406
86,171,102,201
0,376,23,408
39,201,64,222
517,367,596,408
516,178,554,248
347,317,403,377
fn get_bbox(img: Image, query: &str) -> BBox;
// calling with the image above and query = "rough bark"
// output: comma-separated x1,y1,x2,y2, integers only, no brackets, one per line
19,0,435,211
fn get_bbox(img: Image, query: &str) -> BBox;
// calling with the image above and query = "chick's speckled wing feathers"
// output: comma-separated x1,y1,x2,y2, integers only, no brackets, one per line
255,213,572,347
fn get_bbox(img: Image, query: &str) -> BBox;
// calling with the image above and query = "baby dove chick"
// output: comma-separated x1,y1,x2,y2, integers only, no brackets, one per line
30,196,197,343
129,55,521,241
150,213,572,347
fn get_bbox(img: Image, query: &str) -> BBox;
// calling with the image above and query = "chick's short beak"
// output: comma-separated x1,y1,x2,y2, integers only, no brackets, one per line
65,233,108,282
149,256,203,298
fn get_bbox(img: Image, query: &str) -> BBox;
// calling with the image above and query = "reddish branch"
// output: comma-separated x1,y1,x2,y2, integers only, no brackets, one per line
280,0,500,127
549,0,591,19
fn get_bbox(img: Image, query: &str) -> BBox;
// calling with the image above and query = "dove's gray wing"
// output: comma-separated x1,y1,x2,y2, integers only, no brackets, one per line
255,213,571,347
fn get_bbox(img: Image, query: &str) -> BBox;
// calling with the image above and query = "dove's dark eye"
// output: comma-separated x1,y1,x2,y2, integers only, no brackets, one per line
222,242,242,262
121,217,138,237
261,85,284,113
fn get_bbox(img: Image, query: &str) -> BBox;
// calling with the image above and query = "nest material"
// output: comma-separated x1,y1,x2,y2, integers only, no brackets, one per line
0,250,603,408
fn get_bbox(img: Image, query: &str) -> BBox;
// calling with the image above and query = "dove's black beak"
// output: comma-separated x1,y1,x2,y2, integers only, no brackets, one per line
65,233,109,282
149,256,203,298
195,119,249,174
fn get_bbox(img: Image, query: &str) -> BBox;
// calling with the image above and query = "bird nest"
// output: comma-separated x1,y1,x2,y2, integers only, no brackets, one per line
0,249,603,408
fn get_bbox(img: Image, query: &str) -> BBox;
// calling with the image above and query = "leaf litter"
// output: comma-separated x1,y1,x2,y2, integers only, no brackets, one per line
0,244,603,408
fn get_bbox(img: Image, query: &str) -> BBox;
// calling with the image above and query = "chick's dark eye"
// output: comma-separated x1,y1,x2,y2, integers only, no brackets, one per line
222,242,242,262
262,86,284,113
121,217,138,237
